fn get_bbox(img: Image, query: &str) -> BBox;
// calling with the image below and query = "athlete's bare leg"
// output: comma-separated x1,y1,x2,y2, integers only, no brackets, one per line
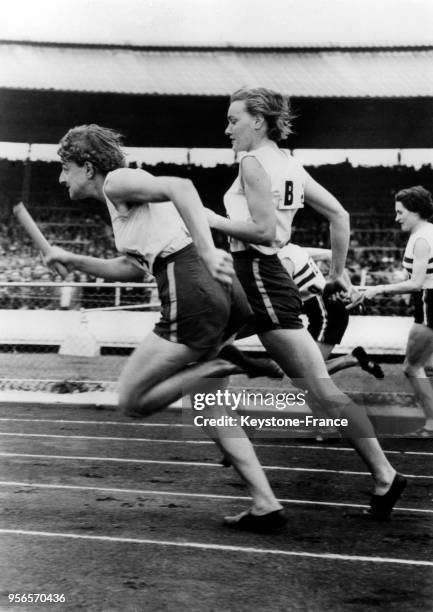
259,327,396,495
118,333,243,417
404,323,433,432
117,333,283,520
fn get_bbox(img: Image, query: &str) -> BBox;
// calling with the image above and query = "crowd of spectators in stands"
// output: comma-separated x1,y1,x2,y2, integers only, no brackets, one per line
1,161,432,315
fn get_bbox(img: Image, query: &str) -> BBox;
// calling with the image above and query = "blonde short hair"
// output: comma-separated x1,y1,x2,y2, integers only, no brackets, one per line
230,87,294,142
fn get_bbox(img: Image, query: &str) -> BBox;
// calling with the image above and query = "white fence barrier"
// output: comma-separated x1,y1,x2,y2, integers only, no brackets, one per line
0,309,410,354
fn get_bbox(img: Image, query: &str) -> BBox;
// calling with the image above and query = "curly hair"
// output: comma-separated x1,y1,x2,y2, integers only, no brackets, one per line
58,124,126,173
230,87,294,142
395,185,433,220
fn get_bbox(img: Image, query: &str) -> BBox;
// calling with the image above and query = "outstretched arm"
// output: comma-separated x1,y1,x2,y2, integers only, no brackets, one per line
44,247,145,282
361,238,429,300
304,172,350,296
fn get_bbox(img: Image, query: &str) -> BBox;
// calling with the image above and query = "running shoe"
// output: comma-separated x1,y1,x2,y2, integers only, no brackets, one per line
224,508,287,533
352,346,384,379
368,473,407,520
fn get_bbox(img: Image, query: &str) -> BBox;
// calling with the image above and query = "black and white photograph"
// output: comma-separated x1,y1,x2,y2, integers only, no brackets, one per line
0,0,432,610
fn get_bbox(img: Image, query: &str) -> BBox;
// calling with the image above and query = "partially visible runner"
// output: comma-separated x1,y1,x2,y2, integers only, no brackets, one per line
356,186,433,437
278,242,383,378
206,87,406,524
44,124,286,532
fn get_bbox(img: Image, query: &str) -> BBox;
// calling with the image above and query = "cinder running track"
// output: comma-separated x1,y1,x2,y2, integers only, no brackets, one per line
0,380,432,612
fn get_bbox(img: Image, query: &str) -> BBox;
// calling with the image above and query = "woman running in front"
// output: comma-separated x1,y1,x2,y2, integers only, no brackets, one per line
206,87,406,521
44,124,285,532
359,186,433,437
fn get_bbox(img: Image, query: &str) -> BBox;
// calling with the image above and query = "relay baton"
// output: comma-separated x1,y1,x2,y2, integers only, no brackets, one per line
13,202,69,279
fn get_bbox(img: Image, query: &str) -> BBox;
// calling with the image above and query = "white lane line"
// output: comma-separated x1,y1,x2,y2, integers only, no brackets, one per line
1,418,432,452
0,432,209,444
0,528,431,567
0,430,431,457
280,446,433,457
0,480,431,515
1,431,432,457
1,452,431,480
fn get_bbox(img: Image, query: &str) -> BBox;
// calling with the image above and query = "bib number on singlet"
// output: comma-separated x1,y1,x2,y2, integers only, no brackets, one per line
278,180,299,210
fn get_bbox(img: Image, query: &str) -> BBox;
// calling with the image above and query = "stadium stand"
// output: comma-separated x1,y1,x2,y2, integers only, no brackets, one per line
1,160,432,314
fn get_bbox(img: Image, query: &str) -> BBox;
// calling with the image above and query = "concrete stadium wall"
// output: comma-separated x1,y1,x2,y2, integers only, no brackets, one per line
0,310,409,355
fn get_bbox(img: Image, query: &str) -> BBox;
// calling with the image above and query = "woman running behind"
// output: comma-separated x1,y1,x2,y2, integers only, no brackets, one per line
356,186,433,437
279,242,383,378
205,88,406,523
44,124,285,532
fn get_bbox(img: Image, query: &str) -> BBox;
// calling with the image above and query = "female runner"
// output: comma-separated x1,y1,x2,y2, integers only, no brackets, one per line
206,88,406,523
44,124,285,532
359,186,433,437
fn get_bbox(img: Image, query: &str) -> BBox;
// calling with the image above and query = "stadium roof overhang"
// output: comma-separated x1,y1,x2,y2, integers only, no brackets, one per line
1,41,433,97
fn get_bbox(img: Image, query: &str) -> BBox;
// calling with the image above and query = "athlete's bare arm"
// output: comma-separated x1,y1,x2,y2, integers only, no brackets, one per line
304,173,349,277
304,172,350,297
206,156,276,246
44,248,144,282
360,237,430,300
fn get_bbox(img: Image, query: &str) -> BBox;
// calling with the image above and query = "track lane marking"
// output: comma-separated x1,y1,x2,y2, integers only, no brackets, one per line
1,430,432,457
0,528,431,566
0,452,431,479
0,480,430,514
0,432,209,443
0,418,184,427
1,431,432,457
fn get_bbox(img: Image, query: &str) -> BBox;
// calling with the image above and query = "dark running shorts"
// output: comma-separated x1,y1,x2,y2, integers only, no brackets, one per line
233,250,303,334
153,244,253,351
413,289,433,329
302,294,349,345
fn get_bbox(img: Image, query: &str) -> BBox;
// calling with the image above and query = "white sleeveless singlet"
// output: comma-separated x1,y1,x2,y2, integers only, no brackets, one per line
103,170,191,274
223,146,307,255
402,222,433,289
